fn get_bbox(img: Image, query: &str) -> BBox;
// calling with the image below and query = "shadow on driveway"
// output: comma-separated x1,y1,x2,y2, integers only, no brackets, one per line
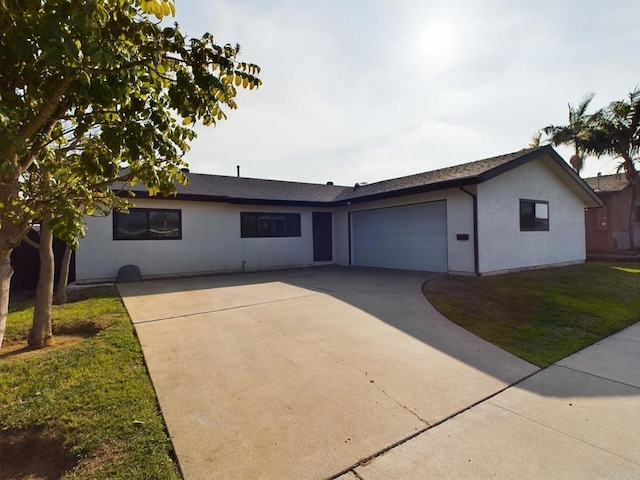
117,265,639,479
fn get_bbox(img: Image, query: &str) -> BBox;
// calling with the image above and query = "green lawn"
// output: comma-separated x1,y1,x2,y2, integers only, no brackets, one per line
423,262,640,367
0,287,181,479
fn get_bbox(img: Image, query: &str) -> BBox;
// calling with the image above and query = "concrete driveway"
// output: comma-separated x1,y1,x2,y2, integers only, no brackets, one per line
118,266,538,479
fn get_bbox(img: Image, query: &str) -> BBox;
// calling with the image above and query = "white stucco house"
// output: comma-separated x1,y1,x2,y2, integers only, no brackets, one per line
75,146,603,283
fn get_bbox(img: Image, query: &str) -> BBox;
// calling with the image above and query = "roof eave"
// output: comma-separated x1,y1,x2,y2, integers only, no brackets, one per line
117,190,331,207
478,145,604,208
330,177,480,206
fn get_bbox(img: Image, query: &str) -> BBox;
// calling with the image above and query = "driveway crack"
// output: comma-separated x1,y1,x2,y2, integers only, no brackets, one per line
362,371,430,426
318,343,431,426
254,315,431,427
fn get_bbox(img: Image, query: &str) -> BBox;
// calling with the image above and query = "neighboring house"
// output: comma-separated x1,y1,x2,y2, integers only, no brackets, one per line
584,173,639,253
75,145,602,282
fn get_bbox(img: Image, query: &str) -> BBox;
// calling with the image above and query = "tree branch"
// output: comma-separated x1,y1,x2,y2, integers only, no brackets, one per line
18,77,73,142
22,235,41,250
87,169,143,191
18,98,71,174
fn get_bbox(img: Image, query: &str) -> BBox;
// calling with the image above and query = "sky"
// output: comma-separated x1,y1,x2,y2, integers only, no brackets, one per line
171,0,639,185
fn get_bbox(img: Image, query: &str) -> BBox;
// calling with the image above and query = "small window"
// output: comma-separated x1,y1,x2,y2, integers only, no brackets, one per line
520,200,549,231
114,208,181,240
241,212,301,238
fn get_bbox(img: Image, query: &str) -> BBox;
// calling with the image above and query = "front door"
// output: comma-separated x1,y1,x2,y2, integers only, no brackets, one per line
312,212,332,262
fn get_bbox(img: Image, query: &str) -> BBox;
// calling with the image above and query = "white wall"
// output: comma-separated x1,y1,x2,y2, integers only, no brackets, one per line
332,189,476,274
477,157,586,274
78,157,589,282
76,199,330,282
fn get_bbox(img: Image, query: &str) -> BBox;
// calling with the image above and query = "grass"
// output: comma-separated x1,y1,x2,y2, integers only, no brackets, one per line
423,261,640,367
0,287,182,479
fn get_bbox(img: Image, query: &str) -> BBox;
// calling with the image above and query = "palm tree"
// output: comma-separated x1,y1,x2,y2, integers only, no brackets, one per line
543,93,595,174
528,131,543,148
583,88,640,250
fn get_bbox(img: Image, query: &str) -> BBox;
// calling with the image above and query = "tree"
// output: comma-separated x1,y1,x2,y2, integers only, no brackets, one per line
53,243,73,305
542,93,595,174
0,0,261,349
582,88,640,250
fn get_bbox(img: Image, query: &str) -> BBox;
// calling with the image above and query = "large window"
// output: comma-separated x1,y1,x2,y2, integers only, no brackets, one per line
241,212,301,238
113,208,182,240
520,200,549,231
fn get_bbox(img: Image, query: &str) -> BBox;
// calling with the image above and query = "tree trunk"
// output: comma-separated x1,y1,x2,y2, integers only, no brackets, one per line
29,212,55,349
629,182,639,251
0,179,32,351
624,157,639,251
53,244,72,305
0,248,13,351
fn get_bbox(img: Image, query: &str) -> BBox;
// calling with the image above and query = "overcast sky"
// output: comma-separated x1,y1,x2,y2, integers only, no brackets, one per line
172,0,639,185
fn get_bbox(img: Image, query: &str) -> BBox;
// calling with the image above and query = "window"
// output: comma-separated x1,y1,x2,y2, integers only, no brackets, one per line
520,200,549,231
113,208,182,240
241,212,301,238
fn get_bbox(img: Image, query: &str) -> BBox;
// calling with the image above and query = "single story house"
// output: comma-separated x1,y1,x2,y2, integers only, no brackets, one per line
584,173,639,253
75,145,603,282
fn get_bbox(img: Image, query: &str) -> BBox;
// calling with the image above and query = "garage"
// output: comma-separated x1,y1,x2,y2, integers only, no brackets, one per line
350,201,448,272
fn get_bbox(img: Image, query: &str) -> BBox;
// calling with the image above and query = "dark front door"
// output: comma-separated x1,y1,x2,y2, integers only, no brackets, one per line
312,212,332,262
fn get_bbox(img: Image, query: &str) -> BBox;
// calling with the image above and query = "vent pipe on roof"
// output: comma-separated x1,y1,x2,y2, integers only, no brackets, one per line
181,167,189,173
597,172,601,191
237,165,240,178
326,181,334,186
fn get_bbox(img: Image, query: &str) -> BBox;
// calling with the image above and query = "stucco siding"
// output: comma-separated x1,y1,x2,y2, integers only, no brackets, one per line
75,155,590,281
76,199,319,282
476,158,586,274
333,208,350,265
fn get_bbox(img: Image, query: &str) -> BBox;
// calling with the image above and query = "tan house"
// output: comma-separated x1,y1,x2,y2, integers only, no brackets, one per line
584,174,639,253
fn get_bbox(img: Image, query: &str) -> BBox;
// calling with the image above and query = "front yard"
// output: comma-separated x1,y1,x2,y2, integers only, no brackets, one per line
423,261,640,367
0,287,181,479
1,261,638,477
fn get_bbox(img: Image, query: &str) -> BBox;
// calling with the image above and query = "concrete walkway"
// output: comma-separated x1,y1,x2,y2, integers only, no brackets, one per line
119,266,640,479
346,322,640,480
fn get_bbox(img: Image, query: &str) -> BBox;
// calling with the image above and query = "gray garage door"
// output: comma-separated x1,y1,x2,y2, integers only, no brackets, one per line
351,201,448,272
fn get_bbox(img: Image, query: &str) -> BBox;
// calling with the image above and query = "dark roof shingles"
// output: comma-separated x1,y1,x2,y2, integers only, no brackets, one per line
123,147,545,204
333,149,536,201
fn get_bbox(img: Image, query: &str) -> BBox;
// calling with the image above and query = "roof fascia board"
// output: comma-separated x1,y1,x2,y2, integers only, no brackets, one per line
477,145,603,207
334,177,479,206
117,190,330,207
475,150,541,183
225,197,333,207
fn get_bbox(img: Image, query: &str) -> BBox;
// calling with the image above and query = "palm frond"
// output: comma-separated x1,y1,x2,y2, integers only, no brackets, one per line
573,93,595,119
528,130,543,148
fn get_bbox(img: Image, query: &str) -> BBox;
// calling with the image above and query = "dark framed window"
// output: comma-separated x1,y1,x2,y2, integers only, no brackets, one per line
113,208,182,240
241,212,301,238
520,200,549,231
